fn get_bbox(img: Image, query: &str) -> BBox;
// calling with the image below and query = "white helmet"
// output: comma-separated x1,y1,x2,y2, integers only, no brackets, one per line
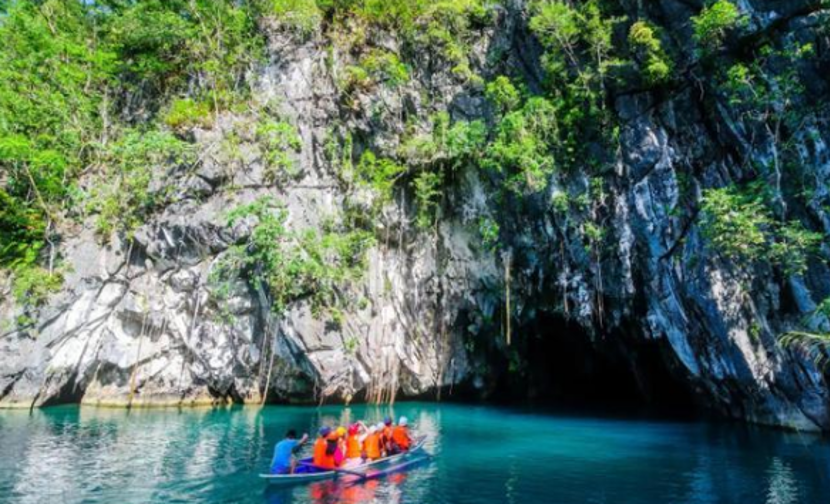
399,416,408,427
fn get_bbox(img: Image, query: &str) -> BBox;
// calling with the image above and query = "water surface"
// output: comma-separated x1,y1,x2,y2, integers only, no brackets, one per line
1,403,828,503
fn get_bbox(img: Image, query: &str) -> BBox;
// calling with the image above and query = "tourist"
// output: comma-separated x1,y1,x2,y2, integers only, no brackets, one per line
392,417,412,452
313,426,337,469
363,425,383,460
270,430,309,474
344,423,364,466
336,426,348,461
382,417,395,453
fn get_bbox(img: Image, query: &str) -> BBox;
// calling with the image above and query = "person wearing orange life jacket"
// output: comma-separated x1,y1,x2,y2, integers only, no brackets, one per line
381,417,395,454
362,425,383,461
341,423,365,468
391,416,413,452
312,426,338,469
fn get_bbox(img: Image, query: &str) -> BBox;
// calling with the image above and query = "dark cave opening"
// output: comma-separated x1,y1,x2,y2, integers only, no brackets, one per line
484,312,698,417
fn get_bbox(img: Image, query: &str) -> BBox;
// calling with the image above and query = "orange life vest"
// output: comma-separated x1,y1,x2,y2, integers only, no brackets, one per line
364,433,382,460
313,438,336,469
346,435,362,459
392,426,411,450
382,426,393,444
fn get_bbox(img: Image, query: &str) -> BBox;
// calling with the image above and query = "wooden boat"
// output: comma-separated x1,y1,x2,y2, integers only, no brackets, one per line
259,437,426,486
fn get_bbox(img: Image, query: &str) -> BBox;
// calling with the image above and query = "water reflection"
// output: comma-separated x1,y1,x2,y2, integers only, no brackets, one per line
0,404,828,504
766,457,798,504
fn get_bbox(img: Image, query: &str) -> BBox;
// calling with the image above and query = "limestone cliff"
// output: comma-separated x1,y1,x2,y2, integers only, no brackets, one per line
1,0,830,432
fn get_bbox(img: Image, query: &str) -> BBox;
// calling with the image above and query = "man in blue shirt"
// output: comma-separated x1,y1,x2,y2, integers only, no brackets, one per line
270,430,309,474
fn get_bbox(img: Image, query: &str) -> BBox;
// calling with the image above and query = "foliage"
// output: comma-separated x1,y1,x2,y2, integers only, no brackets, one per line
93,130,194,238
529,0,622,97
163,98,214,132
0,1,117,269
502,0,626,194
717,41,814,221
218,196,374,314
700,184,822,275
255,118,303,183
0,0,266,307
485,76,521,114
691,0,745,52
628,21,672,85
399,112,487,167
478,217,500,251
780,297,830,368
354,151,406,206
396,113,486,226
413,171,442,229
481,97,561,194
326,0,492,82
340,49,410,92
360,49,410,88
265,0,323,37
551,191,569,214
109,0,265,107
10,265,63,307
721,43,811,127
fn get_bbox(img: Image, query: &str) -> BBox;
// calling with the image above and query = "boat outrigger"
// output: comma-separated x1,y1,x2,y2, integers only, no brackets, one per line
259,437,428,486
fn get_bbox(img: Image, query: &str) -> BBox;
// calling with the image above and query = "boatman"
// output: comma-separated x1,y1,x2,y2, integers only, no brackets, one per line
270,430,309,474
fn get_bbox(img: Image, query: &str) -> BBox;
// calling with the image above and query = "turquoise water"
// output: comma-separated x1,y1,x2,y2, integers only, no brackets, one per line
1,403,829,503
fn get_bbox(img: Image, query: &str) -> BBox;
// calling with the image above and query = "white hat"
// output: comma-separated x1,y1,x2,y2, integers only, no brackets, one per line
376,422,385,430
399,416,408,426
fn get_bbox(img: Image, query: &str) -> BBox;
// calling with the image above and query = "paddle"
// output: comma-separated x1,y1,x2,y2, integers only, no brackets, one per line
297,461,367,478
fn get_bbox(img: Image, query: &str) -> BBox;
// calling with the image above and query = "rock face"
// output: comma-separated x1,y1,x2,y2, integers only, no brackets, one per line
2,1,830,431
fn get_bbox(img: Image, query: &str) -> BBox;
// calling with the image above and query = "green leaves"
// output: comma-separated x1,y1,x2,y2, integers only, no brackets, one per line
265,0,323,37
93,130,194,238
163,99,214,132
219,196,373,315
10,265,63,307
355,150,406,205
700,184,822,275
691,0,745,53
109,0,264,103
701,185,777,264
413,171,442,229
485,76,521,115
478,217,500,251
529,1,581,52
628,21,672,86
255,119,303,183
481,97,560,194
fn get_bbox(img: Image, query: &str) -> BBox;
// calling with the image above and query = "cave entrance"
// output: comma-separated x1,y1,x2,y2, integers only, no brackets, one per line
492,312,696,416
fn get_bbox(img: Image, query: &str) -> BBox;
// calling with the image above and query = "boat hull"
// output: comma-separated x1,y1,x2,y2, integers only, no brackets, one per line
259,437,426,486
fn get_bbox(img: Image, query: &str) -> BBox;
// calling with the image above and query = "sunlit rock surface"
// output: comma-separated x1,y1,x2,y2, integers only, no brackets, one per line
2,1,829,431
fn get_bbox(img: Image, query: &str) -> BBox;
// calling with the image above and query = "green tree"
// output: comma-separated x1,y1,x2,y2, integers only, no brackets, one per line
700,184,822,275
628,21,672,85
691,0,745,52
